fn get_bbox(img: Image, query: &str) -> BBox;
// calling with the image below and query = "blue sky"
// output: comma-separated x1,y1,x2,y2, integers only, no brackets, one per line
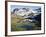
11,5,41,12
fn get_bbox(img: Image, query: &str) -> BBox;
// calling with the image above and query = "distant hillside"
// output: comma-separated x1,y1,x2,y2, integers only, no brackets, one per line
11,8,41,18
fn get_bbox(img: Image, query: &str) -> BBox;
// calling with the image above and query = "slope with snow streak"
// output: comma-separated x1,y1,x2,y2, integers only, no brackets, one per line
14,9,40,18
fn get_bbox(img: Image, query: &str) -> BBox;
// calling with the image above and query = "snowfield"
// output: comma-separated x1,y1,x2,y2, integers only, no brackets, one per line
13,8,40,18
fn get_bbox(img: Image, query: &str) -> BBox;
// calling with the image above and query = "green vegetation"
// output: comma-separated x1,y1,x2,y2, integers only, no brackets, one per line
11,15,26,31
11,15,41,31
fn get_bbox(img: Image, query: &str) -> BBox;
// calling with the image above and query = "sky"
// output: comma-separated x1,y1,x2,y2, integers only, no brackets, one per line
10,5,41,12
